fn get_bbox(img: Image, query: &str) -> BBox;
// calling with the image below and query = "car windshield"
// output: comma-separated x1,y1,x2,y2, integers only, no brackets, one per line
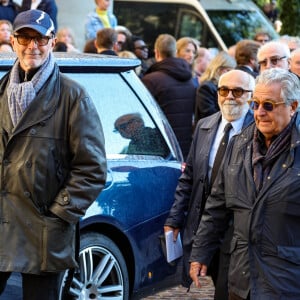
207,9,279,46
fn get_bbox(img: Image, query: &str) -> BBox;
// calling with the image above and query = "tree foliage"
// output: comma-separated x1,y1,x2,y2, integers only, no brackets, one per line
278,0,300,36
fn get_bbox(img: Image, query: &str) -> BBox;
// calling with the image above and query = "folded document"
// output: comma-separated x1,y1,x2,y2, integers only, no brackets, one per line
165,231,183,263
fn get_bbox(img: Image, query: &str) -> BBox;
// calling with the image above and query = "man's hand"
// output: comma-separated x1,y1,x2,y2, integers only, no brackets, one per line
189,261,207,288
164,225,180,241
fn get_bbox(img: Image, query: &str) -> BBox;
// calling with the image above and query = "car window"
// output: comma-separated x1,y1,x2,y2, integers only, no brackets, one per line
68,72,170,158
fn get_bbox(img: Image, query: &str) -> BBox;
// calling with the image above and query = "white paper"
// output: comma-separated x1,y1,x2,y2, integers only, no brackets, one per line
165,231,183,263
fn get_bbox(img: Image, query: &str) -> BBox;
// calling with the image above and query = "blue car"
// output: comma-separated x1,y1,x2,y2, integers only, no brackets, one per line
0,53,183,299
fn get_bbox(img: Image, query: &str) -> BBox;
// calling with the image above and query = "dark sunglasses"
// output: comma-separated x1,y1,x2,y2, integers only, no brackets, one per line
258,56,286,67
14,34,52,46
247,99,286,111
217,86,252,98
114,119,135,132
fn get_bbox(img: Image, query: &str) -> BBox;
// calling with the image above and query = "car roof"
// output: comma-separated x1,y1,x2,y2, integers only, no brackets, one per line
0,52,141,73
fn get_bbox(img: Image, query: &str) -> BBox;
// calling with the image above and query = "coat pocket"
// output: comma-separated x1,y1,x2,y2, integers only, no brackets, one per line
41,216,78,271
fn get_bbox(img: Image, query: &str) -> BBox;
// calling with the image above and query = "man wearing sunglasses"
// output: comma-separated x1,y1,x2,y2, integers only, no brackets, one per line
190,68,300,299
257,40,290,72
165,69,254,300
0,9,107,299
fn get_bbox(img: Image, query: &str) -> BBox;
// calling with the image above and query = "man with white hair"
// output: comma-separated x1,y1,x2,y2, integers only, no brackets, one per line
290,48,300,79
165,69,254,300
257,40,290,72
190,68,300,299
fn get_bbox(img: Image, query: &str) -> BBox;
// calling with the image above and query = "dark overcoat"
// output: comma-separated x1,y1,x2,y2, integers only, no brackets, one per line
0,64,107,273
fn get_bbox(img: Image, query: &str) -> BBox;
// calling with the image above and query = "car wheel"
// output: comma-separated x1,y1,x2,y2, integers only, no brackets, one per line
59,232,129,300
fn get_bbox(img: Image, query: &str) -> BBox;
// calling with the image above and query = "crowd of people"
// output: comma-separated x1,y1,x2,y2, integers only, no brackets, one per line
1,0,300,299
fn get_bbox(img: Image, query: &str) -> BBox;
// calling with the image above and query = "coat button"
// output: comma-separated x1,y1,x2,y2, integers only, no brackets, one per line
3,159,9,166
29,128,37,135
25,161,32,168
63,196,69,203
24,191,31,198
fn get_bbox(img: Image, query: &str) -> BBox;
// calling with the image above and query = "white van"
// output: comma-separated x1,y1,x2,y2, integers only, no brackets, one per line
113,0,279,51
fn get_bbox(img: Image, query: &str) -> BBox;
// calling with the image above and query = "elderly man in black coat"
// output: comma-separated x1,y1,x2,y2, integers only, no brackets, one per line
164,69,255,299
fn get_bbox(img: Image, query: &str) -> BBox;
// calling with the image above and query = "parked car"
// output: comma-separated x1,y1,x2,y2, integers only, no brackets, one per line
0,53,184,299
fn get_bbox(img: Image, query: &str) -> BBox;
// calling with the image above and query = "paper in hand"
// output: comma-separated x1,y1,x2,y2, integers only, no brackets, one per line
165,231,183,263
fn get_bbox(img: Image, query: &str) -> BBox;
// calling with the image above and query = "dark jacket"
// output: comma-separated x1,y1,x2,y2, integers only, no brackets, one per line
0,1,19,23
165,110,254,287
142,57,195,159
0,64,107,274
194,80,218,124
190,113,300,299
236,65,258,78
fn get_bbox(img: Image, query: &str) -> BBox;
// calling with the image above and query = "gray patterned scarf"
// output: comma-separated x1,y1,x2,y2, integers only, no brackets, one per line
7,53,55,126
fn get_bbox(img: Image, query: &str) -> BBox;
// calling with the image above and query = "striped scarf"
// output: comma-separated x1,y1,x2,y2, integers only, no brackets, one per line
7,53,55,127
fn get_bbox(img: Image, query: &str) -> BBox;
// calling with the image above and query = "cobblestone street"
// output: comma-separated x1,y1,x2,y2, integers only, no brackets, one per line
142,276,215,300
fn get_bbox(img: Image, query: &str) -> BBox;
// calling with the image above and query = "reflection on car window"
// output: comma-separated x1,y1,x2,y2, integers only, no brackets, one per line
114,113,169,156
68,73,169,158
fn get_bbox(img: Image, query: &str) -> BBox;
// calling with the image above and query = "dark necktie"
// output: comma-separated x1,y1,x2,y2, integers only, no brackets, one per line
210,123,232,186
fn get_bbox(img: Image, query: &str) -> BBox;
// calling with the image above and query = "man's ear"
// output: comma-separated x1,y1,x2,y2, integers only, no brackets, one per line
291,100,299,114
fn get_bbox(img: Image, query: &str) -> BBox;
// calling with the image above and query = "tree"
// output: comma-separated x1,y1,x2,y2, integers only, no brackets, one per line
279,0,300,36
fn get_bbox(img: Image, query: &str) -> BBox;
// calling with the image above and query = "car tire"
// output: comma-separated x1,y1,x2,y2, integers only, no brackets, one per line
59,232,130,300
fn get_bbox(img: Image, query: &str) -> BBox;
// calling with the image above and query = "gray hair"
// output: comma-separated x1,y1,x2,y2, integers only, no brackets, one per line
255,68,300,111
257,41,291,60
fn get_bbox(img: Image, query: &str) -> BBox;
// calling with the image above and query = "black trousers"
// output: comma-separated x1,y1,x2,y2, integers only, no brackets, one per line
0,271,62,300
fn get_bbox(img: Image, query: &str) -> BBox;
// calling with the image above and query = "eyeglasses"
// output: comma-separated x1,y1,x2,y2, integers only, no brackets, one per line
258,56,287,67
114,119,135,132
217,86,252,98
247,99,286,111
134,45,148,51
13,34,52,46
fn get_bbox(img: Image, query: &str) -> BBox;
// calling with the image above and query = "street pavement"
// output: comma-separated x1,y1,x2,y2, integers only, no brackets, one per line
142,276,215,300
0,273,215,299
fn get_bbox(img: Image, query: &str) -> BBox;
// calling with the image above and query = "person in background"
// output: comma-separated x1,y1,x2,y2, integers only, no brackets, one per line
0,19,12,44
176,37,199,69
83,38,97,53
142,34,195,159
0,0,19,24
85,0,117,41
0,9,107,299
113,25,131,53
0,40,13,52
190,68,300,300
20,0,58,31
56,27,80,53
253,31,271,45
165,69,254,300
118,50,141,76
235,39,261,78
194,51,236,123
289,48,300,79
257,40,290,72
130,35,149,78
95,27,117,55
279,35,300,53
192,47,213,87
53,40,67,52
263,0,279,24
